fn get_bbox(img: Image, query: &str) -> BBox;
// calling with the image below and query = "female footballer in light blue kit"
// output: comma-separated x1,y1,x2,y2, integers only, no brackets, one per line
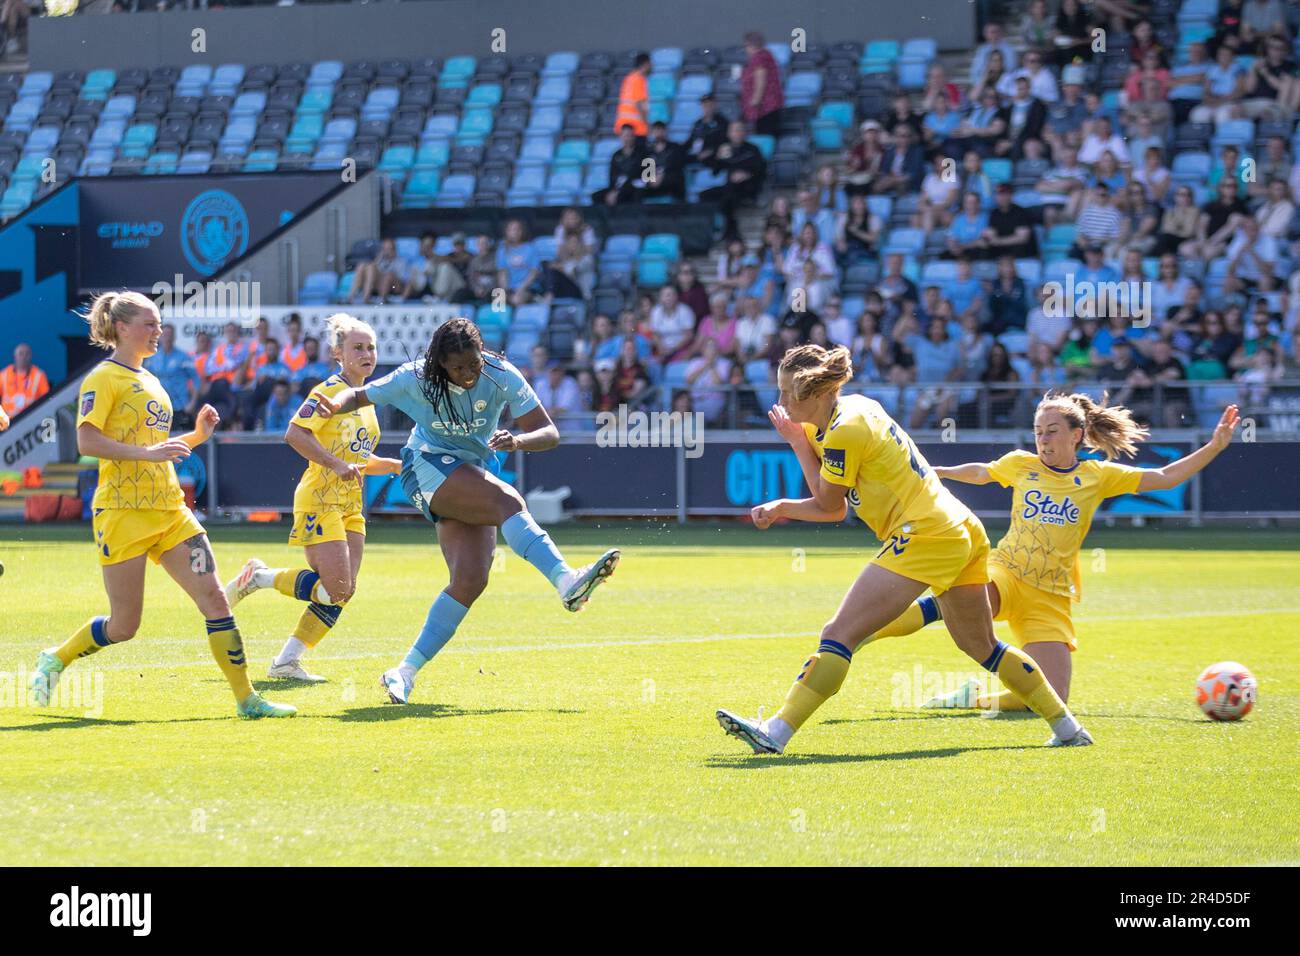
313,317,619,703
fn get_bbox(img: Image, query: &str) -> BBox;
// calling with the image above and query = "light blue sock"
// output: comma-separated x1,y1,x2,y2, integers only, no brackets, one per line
403,592,469,671
500,511,571,587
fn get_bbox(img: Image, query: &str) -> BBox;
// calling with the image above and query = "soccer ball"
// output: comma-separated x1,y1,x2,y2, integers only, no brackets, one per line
1195,661,1257,721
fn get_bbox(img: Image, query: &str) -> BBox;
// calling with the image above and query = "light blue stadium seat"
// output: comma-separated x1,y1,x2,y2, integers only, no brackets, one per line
542,51,580,77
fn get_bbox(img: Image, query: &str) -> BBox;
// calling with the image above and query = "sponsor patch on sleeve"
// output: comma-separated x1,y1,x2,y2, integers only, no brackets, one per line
79,391,96,416
297,397,320,419
823,446,846,477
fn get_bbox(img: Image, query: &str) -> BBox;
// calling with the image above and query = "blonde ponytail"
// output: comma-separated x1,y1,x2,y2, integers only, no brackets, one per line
323,312,376,356
779,344,854,402
1037,390,1149,460
84,290,156,350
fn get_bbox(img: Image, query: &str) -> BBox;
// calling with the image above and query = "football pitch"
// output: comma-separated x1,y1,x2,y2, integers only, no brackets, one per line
1,522,1296,867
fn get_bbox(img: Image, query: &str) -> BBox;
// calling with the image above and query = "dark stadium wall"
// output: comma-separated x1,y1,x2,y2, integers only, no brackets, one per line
29,0,973,72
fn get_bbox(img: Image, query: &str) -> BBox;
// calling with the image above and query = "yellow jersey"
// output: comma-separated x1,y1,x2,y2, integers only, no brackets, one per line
803,394,972,540
77,359,184,511
987,450,1143,600
291,374,381,515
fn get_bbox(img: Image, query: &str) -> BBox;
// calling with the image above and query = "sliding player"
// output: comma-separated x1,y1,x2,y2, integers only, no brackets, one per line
864,394,1241,711
311,316,619,704
716,344,1091,753
29,291,294,718
223,314,401,682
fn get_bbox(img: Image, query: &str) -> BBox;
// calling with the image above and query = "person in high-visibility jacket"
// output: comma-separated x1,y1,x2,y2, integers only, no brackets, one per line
0,343,50,419
614,52,651,137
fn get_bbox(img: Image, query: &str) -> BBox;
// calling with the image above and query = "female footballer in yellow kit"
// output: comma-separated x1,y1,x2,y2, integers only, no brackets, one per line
864,393,1241,711
223,314,401,681
716,344,1092,753
28,291,295,718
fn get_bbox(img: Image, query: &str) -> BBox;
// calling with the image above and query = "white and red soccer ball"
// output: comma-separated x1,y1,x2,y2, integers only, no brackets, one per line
1196,661,1257,721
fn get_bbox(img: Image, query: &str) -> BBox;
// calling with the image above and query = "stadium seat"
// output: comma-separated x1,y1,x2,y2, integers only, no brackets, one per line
299,271,338,306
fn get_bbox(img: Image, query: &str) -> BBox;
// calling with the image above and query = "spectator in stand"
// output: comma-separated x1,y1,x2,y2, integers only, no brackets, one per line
1151,254,1192,323
674,262,709,322
835,192,883,267
589,359,620,413
190,329,214,398
1243,35,1300,118
1240,0,1289,53
649,284,696,361
957,148,995,207
922,91,962,155
715,237,747,288
1027,340,1068,389
947,256,987,324
593,124,646,207
878,253,919,318
1060,317,1101,381
259,379,296,433
143,324,199,429
1027,284,1072,352
686,291,738,359
981,342,1022,426
883,93,924,143
524,344,551,385
1190,42,1250,125
444,233,473,280
843,120,885,198
998,48,1059,103
766,194,794,233
1224,216,1279,294
589,313,618,362
741,30,784,137
810,164,847,214
1020,0,1053,50
1155,185,1201,256
1256,178,1296,239
969,48,1009,105
534,361,582,418
1072,184,1124,256
946,192,990,259
908,317,962,427
701,120,767,242
1052,0,1097,66
791,188,837,247
984,182,1038,260
554,233,596,299
0,342,49,419
734,295,777,362
998,75,1047,159
876,124,925,195
818,296,855,348
1210,144,1248,199
1124,48,1171,105
1190,176,1251,261
920,63,962,112
613,339,652,406
1254,136,1294,200
1089,150,1129,196
405,231,468,303
914,153,960,234
642,121,686,201
1124,79,1172,144
1078,115,1129,168
243,337,291,427
851,310,890,382
949,86,1007,159
1132,145,1170,205
614,52,651,137
782,222,836,291
279,313,307,375
1043,67,1087,147
987,255,1029,334
293,336,334,397
496,218,541,306
554,207,597,256
348,237,407,304
685,338,731,424
786,258,835,316
466,235,497,300
969,21,1018,87
687,93,729,165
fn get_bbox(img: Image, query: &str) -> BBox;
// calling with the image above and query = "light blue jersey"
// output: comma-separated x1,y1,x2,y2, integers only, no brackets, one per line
365,356,541,463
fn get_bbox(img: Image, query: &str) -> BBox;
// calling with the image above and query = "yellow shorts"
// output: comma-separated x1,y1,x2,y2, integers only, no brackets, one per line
872,515,990,596
288,510,366,546
990,563,1078,651
92,507,206,566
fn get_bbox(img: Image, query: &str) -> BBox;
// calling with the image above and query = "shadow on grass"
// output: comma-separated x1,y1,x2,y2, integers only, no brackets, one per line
0,713,229,731
333,704,584,723
705,744,1036,768
821,709,1027,724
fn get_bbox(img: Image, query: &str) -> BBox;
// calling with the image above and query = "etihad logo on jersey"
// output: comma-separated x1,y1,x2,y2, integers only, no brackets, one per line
430,418,489,435
1022,490,1081,525
823,447,846,477
143,400,172,430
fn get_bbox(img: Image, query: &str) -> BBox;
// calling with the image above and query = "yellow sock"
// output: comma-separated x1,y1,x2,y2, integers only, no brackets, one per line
292,602,344,649
774,639,853,731
976,689,1029,712
863,595,941,644
54,616,111,666
984,641,1066,723
274,568,327,601
206,616,254,703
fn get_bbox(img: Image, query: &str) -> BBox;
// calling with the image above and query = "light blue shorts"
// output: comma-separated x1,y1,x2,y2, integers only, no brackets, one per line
398,447,500,524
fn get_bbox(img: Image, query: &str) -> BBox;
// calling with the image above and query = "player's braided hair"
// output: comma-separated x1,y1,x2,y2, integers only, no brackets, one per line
779,344,854,402
1037,390,1149,460
417,316,502,432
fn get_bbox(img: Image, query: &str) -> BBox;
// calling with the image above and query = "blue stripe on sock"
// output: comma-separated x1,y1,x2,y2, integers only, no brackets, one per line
295,570,320,602
981,640,1008,673
308,602,342,628
205,617,236,634
90,615,110,646
818,639,853,662
918,595,940,625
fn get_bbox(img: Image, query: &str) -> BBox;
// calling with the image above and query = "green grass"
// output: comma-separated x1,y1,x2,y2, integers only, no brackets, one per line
1,522,1297,866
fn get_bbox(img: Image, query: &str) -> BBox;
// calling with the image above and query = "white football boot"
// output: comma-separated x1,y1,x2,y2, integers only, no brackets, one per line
267,658,327,683
716,709,785,754
380,666,414,704
225,558,268,609
558,549,620,612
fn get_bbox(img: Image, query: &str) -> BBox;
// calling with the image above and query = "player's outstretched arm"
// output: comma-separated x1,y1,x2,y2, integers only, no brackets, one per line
752,496,848,528
313,387,372,418
363,456,403,476
489,406,559,453
933,462,994,484
1137,404,1240,492
77,422,191,464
